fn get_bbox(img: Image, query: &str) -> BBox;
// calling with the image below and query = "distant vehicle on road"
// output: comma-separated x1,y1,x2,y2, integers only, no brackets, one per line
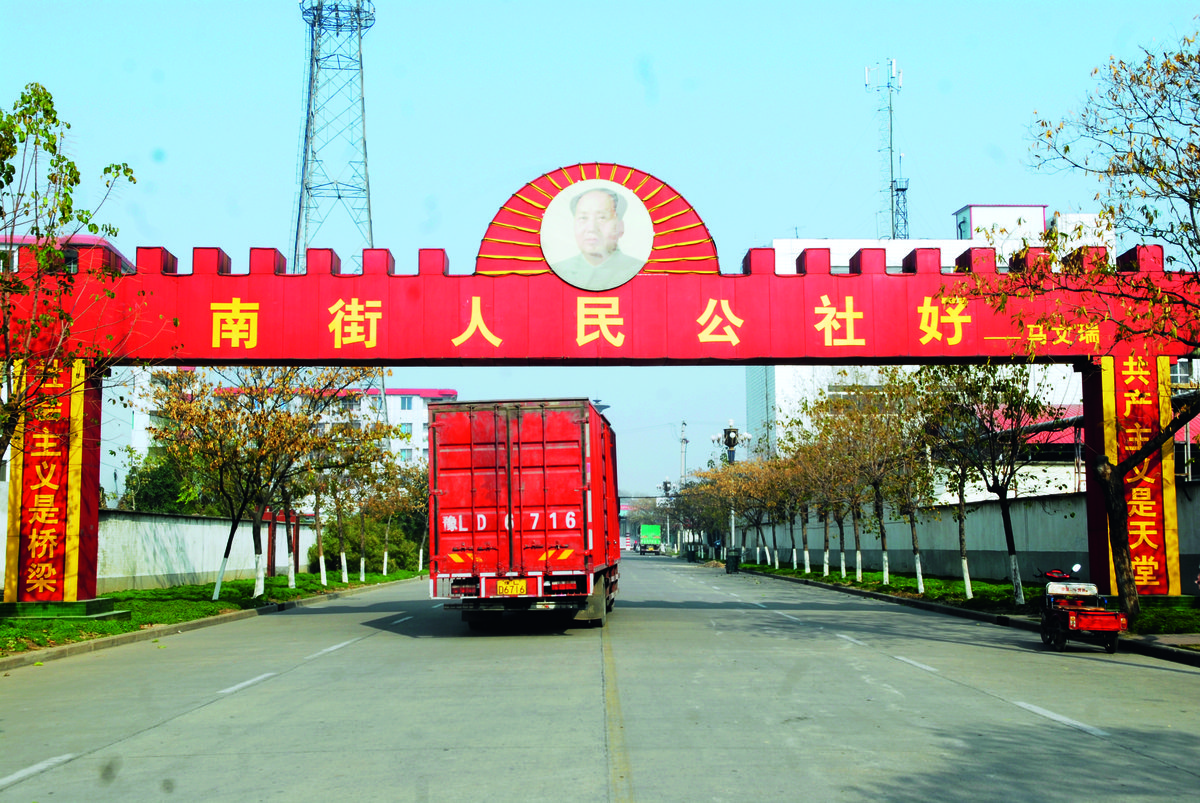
638,524,662,555
427,399,620,629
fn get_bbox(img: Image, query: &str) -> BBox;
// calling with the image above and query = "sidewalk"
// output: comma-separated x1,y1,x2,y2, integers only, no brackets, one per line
739,568,1200,669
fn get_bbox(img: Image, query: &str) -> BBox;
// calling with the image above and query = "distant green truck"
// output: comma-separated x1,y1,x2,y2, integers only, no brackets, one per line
638,524,662,555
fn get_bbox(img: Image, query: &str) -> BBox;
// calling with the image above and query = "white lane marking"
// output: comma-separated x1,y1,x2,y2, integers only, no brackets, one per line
894,656,939,673
0,754,75,790
219,673,276,695
773,611,802,622
430,602,444,609
392,616,413,625
1014,702,1109,738
304,638,363,661
729,592,741,597
837,634,866,646
711,586,721,591
752,602,766,608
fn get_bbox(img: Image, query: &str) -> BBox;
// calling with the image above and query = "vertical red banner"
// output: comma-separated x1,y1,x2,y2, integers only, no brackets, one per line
1111,353,1170,594
4,360,101,603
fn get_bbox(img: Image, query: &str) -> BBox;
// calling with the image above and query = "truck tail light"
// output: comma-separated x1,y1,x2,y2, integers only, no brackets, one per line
545,576,583,594
450,579,479,597
1119,614,1128,630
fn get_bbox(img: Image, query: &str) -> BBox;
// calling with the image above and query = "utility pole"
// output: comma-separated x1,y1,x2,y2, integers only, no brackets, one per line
294,1,376,274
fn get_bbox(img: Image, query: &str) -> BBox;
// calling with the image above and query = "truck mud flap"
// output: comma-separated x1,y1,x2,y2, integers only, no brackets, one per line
574,576,607,627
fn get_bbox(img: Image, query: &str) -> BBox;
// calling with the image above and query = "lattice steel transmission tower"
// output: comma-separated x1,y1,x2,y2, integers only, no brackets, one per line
865,58,908,239
293,0,376,273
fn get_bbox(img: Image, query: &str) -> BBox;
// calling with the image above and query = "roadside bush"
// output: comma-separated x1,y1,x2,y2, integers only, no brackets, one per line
307,516,420,574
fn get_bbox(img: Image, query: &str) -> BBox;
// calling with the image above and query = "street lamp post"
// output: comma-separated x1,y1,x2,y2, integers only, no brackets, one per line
662,477,674,555
711,420,751,564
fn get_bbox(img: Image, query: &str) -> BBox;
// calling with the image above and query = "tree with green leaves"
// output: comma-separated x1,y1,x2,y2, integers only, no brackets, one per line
959,31,1200,617
1,83,136,458
149,366,392,599
918,363,1065,605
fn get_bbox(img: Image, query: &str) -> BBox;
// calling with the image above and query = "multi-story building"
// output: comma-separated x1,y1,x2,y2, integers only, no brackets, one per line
746,203,1109,502
96,367,455,505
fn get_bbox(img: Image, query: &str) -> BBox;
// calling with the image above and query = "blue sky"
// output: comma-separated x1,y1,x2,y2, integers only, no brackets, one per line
3,1,1197,494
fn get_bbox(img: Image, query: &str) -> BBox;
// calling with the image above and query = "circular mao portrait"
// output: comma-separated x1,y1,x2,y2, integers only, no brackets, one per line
541,179,653,292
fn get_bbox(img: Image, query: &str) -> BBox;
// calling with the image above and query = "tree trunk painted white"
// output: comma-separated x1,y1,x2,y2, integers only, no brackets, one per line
418,547,424,573
791,548,797,570
319,554,327,586
382,550,389,576
882,552,890,585
774,550,779,570
804,548,811,574
962,557,974,599
840,551,846,579
340,552,349,584
914,552,924,594
756,546,762,564
1010,554,1025,605
252,553,264,599
212,556,229,601
855,550,862,582
286,545,295,589
359,556,365,582
822,548,829,577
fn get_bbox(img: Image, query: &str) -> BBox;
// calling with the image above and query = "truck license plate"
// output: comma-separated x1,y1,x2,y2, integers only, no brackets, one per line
497,579,527,596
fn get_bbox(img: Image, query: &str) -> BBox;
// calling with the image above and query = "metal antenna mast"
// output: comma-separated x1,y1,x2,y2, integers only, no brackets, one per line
865,58,908,239
294,1,376,274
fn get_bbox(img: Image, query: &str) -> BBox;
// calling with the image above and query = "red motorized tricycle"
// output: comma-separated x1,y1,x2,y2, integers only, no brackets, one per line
1038,566,1128,654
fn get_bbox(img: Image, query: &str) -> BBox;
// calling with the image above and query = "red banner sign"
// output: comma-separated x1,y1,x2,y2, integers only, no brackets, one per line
4,361,100,602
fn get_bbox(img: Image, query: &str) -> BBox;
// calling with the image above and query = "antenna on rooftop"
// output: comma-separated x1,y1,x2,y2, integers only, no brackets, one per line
865,58,908,239
293,1,376,274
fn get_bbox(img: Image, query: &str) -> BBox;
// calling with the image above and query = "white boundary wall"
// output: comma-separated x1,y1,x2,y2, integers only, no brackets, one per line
1,508,316,595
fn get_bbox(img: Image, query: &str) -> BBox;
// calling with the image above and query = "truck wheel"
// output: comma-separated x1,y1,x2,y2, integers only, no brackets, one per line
464,611,499,632
1105,634,1119,654
1052,628,1067,652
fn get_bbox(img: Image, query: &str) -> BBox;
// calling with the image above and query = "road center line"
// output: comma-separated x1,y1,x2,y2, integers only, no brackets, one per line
304,638,362,661
392,616,413,625
837,634,866,646
1014,702,1109,738
894,656,939,673
0,754,76,791
218,673,276,695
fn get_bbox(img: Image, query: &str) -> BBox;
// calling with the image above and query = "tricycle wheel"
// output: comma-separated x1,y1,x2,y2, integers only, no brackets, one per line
1052,628,1067,652
1104,634,1118,654
1039,616,1052,646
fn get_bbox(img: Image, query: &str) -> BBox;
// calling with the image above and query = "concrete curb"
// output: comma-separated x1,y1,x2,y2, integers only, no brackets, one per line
0,575,426,673
739,568,1200,669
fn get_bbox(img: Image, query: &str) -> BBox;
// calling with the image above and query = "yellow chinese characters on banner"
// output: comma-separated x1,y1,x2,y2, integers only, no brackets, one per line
211,298,259,349
328,297,382,348
814,295,865,347
577,298,625,347
1105,354,1179,593
5,362,71,601
917,297,970,345
697,299,744,346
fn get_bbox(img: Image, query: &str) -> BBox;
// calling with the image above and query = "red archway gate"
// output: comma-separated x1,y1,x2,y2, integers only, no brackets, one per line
2,163,1188,601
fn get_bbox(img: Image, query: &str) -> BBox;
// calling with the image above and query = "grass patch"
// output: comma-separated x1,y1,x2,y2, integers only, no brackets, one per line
1129,606,1200,637
737,562,1200,635
0,571,420,658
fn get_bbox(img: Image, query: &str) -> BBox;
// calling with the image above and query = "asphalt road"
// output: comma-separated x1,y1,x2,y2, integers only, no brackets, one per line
2,555,1199,802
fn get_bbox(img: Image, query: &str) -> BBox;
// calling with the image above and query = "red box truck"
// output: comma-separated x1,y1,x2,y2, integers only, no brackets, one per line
428,399,620,628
